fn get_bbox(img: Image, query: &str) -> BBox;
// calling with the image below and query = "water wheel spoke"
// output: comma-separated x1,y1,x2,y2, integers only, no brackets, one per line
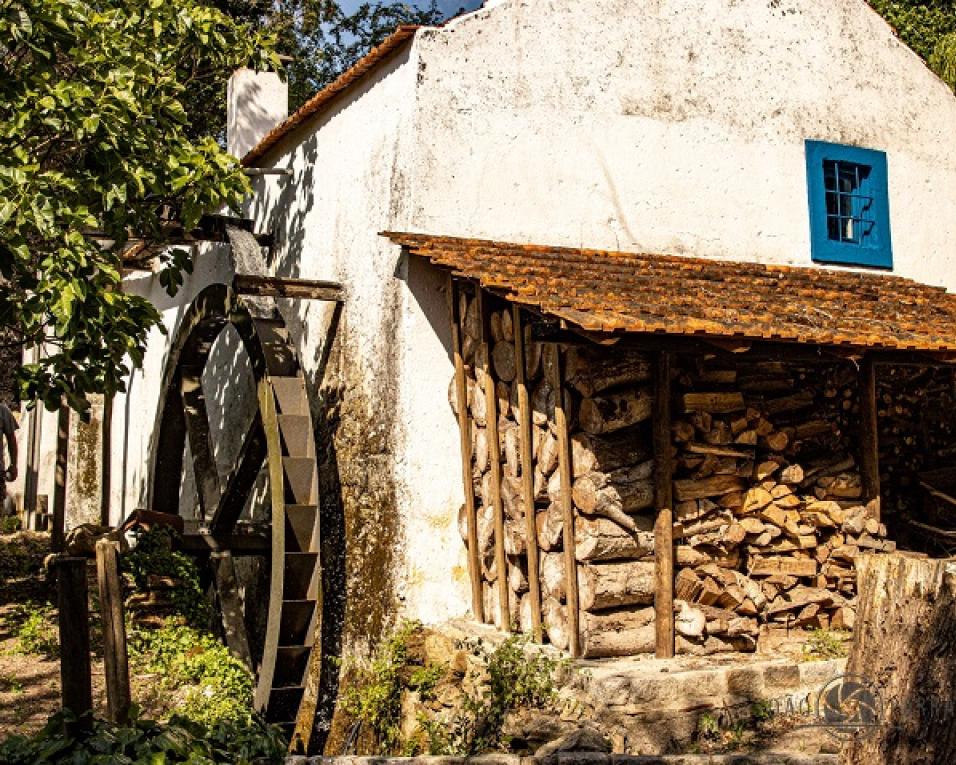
211,411,267,535
180,365,222,520
211,550,254,670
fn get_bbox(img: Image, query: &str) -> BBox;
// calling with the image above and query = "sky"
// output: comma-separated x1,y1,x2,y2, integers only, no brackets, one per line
339,0,484,20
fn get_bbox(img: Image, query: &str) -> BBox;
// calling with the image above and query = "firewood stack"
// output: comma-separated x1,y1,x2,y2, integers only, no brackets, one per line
876,365,956,524
448,288,893,658
671,355,892,646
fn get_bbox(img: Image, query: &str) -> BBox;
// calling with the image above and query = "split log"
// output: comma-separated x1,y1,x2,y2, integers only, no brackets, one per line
538,429,559,476
673,475,746,501
577,560,655,611
681,392,745,414
564,348,652,397
575,514,655,562
492,341,517,382
571,428,651,478
571,460,655,521
579,388,653,435
536,504,564,552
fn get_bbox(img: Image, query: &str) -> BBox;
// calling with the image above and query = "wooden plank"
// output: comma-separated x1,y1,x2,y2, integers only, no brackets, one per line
512,305,543,642
55,556,92,730
234,274,345,303
52,402,70,553
95,540,131,724
860,356,880,519
478,286,511,631
546,344,581,657
448,276,484,623
653,350,675,659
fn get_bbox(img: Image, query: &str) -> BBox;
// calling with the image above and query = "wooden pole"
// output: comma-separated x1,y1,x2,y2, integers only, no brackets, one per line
99,395,113,526
52,402,70,553
512,305,543,642
477,286,510,631
447,275,484,623
55,556,92,728
547,344,581,657
860,356,881,521
95,539,130,724
653,350,675,659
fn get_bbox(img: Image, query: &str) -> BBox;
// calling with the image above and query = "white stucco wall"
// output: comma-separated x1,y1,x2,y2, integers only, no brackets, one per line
409,0,956,289
27,0,956,633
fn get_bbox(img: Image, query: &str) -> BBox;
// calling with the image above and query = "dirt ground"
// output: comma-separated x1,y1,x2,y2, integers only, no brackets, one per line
0,531,107,737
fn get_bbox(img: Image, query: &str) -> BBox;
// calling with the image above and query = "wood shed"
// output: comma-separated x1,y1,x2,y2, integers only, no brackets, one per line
386,232,956,660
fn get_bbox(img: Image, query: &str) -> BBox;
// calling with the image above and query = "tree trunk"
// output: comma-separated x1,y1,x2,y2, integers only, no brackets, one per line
844,553,956,765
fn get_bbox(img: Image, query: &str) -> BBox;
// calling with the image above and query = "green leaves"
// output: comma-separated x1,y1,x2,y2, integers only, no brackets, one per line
0,0,275,409
870,1,956,89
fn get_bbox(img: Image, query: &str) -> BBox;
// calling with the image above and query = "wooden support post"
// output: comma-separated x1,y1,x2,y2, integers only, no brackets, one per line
860,356,881,520
547,344,581,657
512,305,543,643
55,556,92,728
447,275,484,623
100,395,113,526
653,350,675,659
477,286,511,631
95,540,131,724
52,402,70,553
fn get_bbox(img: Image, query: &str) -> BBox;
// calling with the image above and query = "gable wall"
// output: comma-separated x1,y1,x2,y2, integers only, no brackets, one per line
409,0,956,288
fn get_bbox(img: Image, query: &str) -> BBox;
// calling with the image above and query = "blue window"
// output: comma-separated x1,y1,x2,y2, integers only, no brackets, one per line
805,140,892,269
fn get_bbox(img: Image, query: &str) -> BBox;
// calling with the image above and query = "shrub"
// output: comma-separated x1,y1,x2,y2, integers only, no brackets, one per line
128,622,255,729
0,708,285,764
4,601,58,658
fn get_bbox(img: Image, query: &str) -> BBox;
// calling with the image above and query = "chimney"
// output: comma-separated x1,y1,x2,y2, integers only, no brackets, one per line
227,69,288,160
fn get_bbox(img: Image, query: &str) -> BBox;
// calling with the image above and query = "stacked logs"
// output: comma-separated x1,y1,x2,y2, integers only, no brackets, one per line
670,356,892,644
876,365,956,523
450,289,892,658
450,291,542,631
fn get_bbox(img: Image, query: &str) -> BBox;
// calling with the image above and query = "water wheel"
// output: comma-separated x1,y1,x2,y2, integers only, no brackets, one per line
148,280,326,749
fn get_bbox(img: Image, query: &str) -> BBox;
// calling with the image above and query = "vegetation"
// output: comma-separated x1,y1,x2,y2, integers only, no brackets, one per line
801,628,850,661
129,622,256,729
342,623,565,757
0,708,286,764
5,601,58,658
0,0,275,411
123,527,212,627
870,0,956,89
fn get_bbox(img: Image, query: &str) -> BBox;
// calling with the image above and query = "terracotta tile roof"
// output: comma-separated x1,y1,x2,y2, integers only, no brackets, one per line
242,25,420,167
384,232,956,352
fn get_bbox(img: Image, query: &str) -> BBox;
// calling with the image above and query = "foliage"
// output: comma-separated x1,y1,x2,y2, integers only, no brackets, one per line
0,530,47,582
0,0,276,411
340,619,432,754
802,628,850,661
0,515,20,533
123,527,211,626
750,699,775,723
697,712,721,741
217,0,443,110
129,621,256,729
424,636,564,756
4,600,58,658
869,1,956,89
0,708,286,764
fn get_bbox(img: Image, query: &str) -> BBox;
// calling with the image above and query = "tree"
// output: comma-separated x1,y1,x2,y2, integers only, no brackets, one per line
0,0,276,412
869,1,956,89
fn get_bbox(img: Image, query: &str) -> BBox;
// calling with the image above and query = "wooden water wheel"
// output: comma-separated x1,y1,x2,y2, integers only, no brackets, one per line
148,277,342,749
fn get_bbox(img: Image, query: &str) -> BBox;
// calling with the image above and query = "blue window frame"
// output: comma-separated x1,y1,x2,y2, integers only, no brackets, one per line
805,140,892,269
